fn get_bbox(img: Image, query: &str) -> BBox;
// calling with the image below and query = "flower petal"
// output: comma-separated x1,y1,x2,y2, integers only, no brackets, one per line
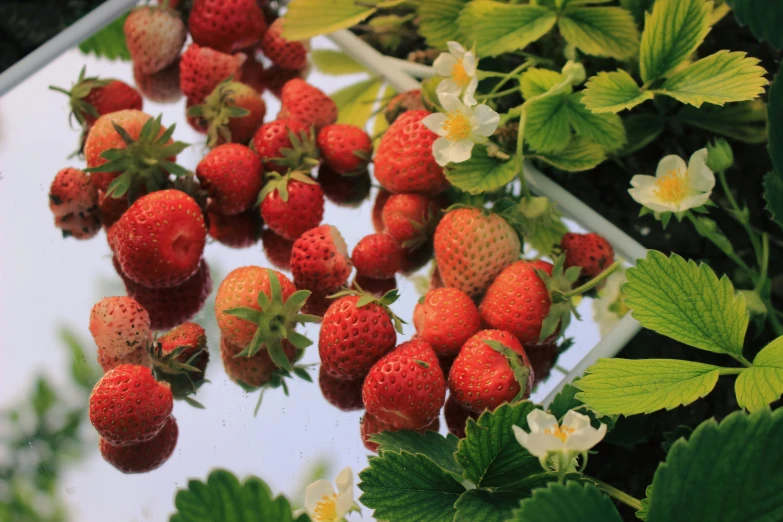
524,432,566,457
432,137,453,166
630,174,657,189
561,410,591,431
526,409,558,433
472,104,500,136
462,52,478,76
436,79,462,99
564,423,607,452
422,112,448,135
304,480,336,515
449,138,475,163
678,191,712,211
655,154,687,178
433,54,457,77
438,91,464,112
462,76,479,106
447,41,466,58
687,148,716,192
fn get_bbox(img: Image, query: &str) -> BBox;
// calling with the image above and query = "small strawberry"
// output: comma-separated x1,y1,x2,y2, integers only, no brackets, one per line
258,171,324,241
251,119,317,174
133,60,182,104
49,168,101,239
278,79,338,131
383,90,425,125
261,229,295,270
125,5,186,75
372,189,392,233
560,232,615,280
157,322,209,378
318,289,403,380
381,193,440,248
360,413,439,452
109,190,207,288
208,208,261,249
318,365,364,412
188,0,267,53
374,110,448,194
220,335,297,388
180,44,245,103
316,124,372,175
189,80,266,147
100,415,178,474
317,165,371,208
413,287,481,357
351,233,403,280
448,329,534,414
89,296,152,359
196,143,263,215
260,18,308,70
362,339,446,429
89,364,173,446
291,225,352,293
444,393,477,439
434,207,521,297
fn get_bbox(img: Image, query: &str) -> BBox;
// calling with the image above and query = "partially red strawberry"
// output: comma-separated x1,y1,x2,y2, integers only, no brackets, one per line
381,193,440,248
189,80,266,147
220,335,297,388
561,232,615,280
372,189,392,233
413,287,481,357
351,233,403,280
189,0,267,53
196,143,263,215
134,60,182,104
100,415,178,474
383,90,425,124
316,124,372,175
374,110,448,194
362,339,446,429
89,296,152,360
258,171,324,241
208,208,261,248
444,393,477,439
318,365,364,412
318,290,402,380
260,18,308,70
317,165,371,208
180,44,245,103
109,190,207,288
251,119,316,174
261,229,295,270
360,413,439,452
448,329,534,414
50,68,143,128
291,225,352,293
89,364,173,446
125,5,186,75
49,168,101,239
278,79,337,131
434,207,521,297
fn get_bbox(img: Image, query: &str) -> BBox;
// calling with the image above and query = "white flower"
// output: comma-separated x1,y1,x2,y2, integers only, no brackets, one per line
422,92,499,166
433,41,479,105
512,409,607,460
592,266,628,337
304,467,358,522
629,149,715,213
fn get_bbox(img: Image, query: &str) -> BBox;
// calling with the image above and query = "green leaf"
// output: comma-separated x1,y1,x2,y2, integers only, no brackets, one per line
281,0,387,39
78,14,130,61
639,0,712,83
459,2,558,57
735,336,783,412
525,94,572,153
582,70,654,113
620,0,654,25
171,469,302,522
623,251,748,356
455,401,541,490
444,146,518,194
726,0,783,50
763,172,783,231
557,6,640,60
371,430,462,478
565,92,626,151
618,113,665,156
677,100,767,144
548,383,584,420
768,70,783,176
359,451,465,522
454,489,527,522
520,68,565,100
419,0,469,50
657,51,767,108
530,136,606,172
575,358,722,415
513,482,622,522
310,50,365,75
331,78,383,128
647,409,783,522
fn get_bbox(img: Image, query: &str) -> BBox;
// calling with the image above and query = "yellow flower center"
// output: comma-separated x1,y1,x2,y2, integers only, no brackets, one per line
314,494,339,522
544,425,575,443
443,110,471,141
451,59,470,86
654,169,690,203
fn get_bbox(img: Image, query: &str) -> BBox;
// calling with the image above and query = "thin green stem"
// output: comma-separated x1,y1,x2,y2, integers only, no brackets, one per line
718,367,745,375
477,86,521,100
477,70,515,79
587,477,642,511
766,298,783,337
735,355,753,368
561,261,621,299
718,170,762,267
685,212,753,275
484,61,532,97
516,108,532,201
755,233,769,293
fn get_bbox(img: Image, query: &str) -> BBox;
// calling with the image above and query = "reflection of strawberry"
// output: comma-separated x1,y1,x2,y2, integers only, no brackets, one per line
360,413,439,452
188,0,267,53
291,225,352,293
262,65,308,99
196,143,263,215
260,19,308,70
98,345,151,373
413,287,481,357
316,124,372,175
261,229,295,270
208,208,261,249
125,5,186,75
220,335,296,388
180,44,245,103
372,189,392,233
317,165,371,208
561,232,615,280
49,168,101,240
352,275,397,297
319,365,364,412
100,415,178,474
444,393,477,439
383,90,425,124
259,171,324,240
133,60,182,104
527,341,558,387
351,233,404,280
278,79,338,131
381,193,440,248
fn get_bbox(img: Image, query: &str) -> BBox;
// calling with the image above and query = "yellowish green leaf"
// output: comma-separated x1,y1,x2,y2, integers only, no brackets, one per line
331,78,383,128
282,0,395,40
419,0,469,50
557,6,640,60
565,92,626,151
735,336,783,412
444,146,518,194
459,2,557,57
582,69,654,113
530,136,605,172
520,68,565,100
525,93,572,153
310,50,366,75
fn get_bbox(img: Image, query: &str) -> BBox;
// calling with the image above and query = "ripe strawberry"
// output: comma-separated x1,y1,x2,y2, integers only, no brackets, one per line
134,60,182,104
372,189,392,233
208,208,261,248
189,80,266,147
381,193,440,248
180,44,245,103
261,229,295,270
278,79,338,131
50,68,143,128
434,208,521,297
448,329,534,414
351,233,403,280
220,335,297,388
383,90,425,124
319,365,364,412
362,339,446,429
360,413,439,452
189,0,267,53
444,393,478,439
89,364,173,446
317,165,371,208
291,225,352,293
157,322,209,378
125,5,186,75
260,18,308,70
316,124,372,175
49,168,100,237
561,232,615,280
374,110,448,194
109,190,206,288
251,119,316,174
196,144,263,215
100,415,178,474
89,296,151,359
259,171,324,241
413,287,481,357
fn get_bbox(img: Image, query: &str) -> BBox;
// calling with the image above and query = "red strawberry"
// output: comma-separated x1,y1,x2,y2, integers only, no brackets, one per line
448,329,534,414
49,167,99,225
316,124,372,175
259,171,324,241
180,44,245,103
221,335,296,388
100,415,178,474
189,0,267,53
361,413,439,452
89,296,152,359
351,233,404,280
561,232,615,280
251,119,316,174
413,287,481,357
374,110,448,194
260,19,308,70
362,339,446,429
89,364,173,446
109,190,207,288
278,79,337,131
317,165,371,208
318,365,364,412
208,208,261,248
196,143,263,215
134,60,182,104
157,322,209,378
50,68,143,128
383,90,425,124
381,193,440,248
189,80,266,147
261,229,295,270
352,275,397,297
434,208,521,297
372,189,392,233
290,225,352,293
444,393,478,439
125,5,186,75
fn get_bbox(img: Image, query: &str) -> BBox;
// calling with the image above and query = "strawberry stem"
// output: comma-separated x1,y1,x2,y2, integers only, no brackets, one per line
557,260,621,301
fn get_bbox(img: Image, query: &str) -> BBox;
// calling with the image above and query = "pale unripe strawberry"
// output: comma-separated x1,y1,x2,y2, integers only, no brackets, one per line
125,6,186,75
89,296,151,358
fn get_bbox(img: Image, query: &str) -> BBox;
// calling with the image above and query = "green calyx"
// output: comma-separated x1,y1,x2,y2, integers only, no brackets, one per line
535,254,583,343
187,78,251,148
84,113,190,200
223,268,321,370
328,284,406,334
236,364,314,416
270,127,320,172
256,170,317,205
402,203,441,250
484,340,531,402
49,66,110,128
148,341,207,408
